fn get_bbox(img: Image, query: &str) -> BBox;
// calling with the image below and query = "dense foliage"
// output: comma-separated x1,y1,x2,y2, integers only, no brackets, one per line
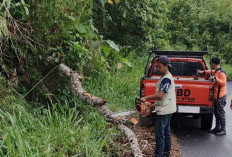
93,0,232,76
1,0,232,89
0,0,232,156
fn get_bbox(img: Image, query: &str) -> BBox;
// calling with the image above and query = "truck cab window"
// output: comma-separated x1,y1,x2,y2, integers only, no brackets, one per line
152,62,205,76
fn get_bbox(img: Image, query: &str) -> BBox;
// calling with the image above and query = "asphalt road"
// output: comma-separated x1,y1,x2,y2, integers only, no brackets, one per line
172,81,232,157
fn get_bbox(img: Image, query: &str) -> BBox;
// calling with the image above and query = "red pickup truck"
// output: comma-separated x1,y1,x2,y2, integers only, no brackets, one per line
138,49,214,130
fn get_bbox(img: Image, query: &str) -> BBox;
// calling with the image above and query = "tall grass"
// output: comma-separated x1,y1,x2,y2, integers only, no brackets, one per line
0,90,120,156
84,53,148,111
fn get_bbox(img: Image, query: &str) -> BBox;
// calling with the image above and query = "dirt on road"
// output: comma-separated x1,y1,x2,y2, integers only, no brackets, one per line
115,114,182,157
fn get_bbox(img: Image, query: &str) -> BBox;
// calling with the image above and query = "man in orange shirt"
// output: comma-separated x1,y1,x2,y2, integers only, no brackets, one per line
197,57,227,136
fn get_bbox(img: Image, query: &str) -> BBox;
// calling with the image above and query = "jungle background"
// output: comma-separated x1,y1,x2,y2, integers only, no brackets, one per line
0,0,232,156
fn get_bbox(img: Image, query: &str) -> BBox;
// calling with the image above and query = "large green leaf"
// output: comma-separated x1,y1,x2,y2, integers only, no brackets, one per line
106,40,119,52
21,0,29,15
75,22,87,34
124,62,132,68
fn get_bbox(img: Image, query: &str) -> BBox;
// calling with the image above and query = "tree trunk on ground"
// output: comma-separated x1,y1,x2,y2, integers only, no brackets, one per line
53,62,143,157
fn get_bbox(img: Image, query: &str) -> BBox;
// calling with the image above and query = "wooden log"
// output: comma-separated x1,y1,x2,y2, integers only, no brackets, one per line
57,63,143,157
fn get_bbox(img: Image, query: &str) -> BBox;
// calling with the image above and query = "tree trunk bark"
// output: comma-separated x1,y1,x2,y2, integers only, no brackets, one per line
57,63,142,157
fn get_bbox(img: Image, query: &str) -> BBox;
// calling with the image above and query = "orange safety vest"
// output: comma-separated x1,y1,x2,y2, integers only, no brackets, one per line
205,68,227,99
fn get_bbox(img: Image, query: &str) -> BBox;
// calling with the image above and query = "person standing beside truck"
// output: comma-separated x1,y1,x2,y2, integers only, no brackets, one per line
197,57,227,136
141,55,176,157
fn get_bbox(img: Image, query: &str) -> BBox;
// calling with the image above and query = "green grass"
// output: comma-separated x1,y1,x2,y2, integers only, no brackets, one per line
0,54,148,156
84,53,147,111
0,90,121,156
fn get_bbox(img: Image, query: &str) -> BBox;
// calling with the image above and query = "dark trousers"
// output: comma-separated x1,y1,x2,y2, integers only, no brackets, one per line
154,114,172,157
214,95,226,131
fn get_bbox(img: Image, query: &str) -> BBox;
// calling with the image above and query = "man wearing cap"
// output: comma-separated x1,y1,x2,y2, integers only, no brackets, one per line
141,55,176,157
197,57,227,136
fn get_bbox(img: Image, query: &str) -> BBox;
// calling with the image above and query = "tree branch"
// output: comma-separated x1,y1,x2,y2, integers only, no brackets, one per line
53,61,142,157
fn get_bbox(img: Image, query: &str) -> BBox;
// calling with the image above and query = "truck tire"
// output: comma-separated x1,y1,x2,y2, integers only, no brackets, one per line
201,114,213,130
139,113,155,127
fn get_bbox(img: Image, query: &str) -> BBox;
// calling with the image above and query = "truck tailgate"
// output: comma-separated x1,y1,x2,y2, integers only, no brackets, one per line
142,77,214,107
174,79,214,107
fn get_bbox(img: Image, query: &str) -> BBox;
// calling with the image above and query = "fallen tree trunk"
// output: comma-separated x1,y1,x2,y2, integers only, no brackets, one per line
54,62,143,157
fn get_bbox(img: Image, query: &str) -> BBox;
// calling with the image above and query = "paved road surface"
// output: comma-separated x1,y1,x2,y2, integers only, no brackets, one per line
172,81,232,157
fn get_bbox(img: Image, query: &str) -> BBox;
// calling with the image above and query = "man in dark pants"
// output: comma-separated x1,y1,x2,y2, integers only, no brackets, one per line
197,57,227,135
141,56,176,157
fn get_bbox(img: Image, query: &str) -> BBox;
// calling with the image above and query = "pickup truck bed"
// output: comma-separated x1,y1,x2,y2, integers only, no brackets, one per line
138,49,214,130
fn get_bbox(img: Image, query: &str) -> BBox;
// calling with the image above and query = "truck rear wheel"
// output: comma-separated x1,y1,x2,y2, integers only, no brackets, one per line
201,114,213,130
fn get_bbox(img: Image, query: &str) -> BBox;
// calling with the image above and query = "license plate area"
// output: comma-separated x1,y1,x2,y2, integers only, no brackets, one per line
178,106,200,113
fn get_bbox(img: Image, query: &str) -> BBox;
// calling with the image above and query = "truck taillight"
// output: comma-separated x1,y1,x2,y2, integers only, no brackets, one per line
209,85,214,101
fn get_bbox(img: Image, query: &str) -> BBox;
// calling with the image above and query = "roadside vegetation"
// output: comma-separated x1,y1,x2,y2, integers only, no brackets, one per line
84,53,147,111
0,77,121,156
0,0,232,156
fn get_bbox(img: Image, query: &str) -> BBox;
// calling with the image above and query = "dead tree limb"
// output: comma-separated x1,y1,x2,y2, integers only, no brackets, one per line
56,62,143,157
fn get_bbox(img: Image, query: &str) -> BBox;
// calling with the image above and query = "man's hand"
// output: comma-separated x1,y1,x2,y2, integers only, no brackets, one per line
208,76,215,81
141,97,146,102
196,70,204,74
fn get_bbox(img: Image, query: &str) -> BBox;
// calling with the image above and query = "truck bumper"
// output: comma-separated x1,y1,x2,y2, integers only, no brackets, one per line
176,105,214,114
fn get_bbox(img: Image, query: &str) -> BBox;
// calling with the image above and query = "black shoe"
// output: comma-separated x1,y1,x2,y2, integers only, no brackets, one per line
215,130,226,136
208,128,220,134
163,151,170,157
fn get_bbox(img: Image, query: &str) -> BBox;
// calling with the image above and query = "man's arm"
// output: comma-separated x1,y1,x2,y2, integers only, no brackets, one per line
141,91,165,102
196,70,215,79
141,78,171,102
196,70,215,74
204,70,215,75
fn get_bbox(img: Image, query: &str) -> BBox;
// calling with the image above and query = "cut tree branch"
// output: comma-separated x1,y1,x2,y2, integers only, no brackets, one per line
47,58,142,157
